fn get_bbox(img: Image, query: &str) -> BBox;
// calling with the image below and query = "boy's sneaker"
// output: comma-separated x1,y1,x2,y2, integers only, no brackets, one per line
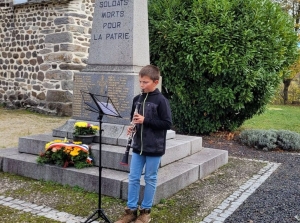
135,208,151,223
114,207,137,223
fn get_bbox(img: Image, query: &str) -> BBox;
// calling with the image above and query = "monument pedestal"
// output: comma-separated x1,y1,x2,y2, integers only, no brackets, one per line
0,132,228,206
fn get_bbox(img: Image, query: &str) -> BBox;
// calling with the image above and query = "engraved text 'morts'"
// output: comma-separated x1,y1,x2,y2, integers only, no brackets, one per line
101,11,125,18
99,0,129,8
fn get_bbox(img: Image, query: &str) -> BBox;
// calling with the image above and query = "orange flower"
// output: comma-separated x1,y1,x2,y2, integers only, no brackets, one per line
52,146,60,152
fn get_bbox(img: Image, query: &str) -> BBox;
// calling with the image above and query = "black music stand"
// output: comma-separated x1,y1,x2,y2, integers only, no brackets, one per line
81,90,122,223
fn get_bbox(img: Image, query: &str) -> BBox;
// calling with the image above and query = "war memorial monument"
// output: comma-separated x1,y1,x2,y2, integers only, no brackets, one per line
0,0,228,209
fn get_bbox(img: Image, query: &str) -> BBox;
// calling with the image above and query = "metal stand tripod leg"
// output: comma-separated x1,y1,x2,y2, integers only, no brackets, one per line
84,209,111,223
84,116,111,223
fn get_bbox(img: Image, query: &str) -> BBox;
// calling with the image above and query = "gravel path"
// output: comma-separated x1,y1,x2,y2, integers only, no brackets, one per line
203,135,300,223
225,153,300,223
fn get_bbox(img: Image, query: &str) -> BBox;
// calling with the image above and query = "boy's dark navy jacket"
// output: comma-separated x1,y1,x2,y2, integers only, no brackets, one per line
130,88,172,156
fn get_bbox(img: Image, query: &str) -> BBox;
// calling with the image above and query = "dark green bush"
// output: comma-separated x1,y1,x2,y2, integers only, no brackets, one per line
149,0,299,134
239,129,300,151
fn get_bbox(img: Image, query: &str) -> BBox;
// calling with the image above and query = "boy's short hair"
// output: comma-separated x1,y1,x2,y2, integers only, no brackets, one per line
139,65,160,81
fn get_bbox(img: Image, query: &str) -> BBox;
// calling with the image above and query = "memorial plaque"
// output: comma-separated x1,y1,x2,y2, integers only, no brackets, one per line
72,72,139,125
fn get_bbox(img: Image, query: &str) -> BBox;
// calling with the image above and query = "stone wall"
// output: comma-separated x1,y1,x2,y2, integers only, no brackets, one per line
0,0,94,116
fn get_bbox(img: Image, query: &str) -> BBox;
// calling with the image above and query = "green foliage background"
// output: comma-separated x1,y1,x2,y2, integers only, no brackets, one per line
149,0,299,134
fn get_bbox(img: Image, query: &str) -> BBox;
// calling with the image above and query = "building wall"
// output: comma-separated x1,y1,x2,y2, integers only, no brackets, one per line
0,0,94,115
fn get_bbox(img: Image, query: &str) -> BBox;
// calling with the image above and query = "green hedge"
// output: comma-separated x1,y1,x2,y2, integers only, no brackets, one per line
149,0,299,134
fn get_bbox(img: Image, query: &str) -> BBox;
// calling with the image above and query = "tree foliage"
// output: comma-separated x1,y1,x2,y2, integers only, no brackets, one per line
149,0,299,134
274,0,300,31
273,0,300,104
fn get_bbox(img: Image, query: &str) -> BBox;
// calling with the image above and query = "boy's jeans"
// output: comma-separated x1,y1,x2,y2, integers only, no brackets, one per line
127,152,161,210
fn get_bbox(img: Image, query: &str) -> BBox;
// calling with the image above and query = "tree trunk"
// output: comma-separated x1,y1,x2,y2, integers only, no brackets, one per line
283,79,292,104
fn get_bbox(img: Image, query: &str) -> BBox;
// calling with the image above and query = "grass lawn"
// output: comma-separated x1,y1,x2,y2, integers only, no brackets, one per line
0,108,69,149
239,105,300,134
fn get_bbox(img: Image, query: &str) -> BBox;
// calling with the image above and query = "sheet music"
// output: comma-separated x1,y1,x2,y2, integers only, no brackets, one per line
97,102,118,116
84,101,98,113
80,90,121,118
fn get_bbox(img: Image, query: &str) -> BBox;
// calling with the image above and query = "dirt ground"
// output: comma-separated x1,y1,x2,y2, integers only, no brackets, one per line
0,108,69,149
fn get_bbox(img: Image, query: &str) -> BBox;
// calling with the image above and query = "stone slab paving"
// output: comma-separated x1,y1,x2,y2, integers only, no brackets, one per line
0,159,280,223
0,195,98,223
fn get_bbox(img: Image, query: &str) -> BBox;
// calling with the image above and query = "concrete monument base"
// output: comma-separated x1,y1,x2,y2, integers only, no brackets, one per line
0,128,228,205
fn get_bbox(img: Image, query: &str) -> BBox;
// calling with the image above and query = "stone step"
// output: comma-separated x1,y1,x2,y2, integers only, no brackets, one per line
0,147,228,205
18,133,203,172
90,134,203,171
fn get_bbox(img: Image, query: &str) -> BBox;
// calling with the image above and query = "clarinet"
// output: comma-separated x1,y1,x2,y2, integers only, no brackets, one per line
120,91,143,166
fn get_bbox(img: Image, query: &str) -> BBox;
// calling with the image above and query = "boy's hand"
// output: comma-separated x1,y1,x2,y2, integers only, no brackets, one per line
133,113,144,124
127,125,135,136
127,126,136,136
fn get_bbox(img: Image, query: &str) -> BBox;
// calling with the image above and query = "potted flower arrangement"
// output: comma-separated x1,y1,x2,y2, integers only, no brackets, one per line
73,121,100,144
37,139,93,169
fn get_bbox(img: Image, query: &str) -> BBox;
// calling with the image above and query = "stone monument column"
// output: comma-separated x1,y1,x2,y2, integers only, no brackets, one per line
72,0,149,125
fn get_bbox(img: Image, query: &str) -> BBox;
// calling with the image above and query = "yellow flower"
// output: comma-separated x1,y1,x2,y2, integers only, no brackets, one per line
70,147,80,156
53,139,63,142
45,142,51,150
45,139,63,150
74,122,88,128
92,125,100,130
73,141,82,144
70,150,79,156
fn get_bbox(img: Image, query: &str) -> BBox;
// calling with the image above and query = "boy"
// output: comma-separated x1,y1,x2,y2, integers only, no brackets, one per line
115,65,172,223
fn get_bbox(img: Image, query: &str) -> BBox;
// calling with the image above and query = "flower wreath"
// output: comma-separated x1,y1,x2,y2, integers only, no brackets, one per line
37,139,93,169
